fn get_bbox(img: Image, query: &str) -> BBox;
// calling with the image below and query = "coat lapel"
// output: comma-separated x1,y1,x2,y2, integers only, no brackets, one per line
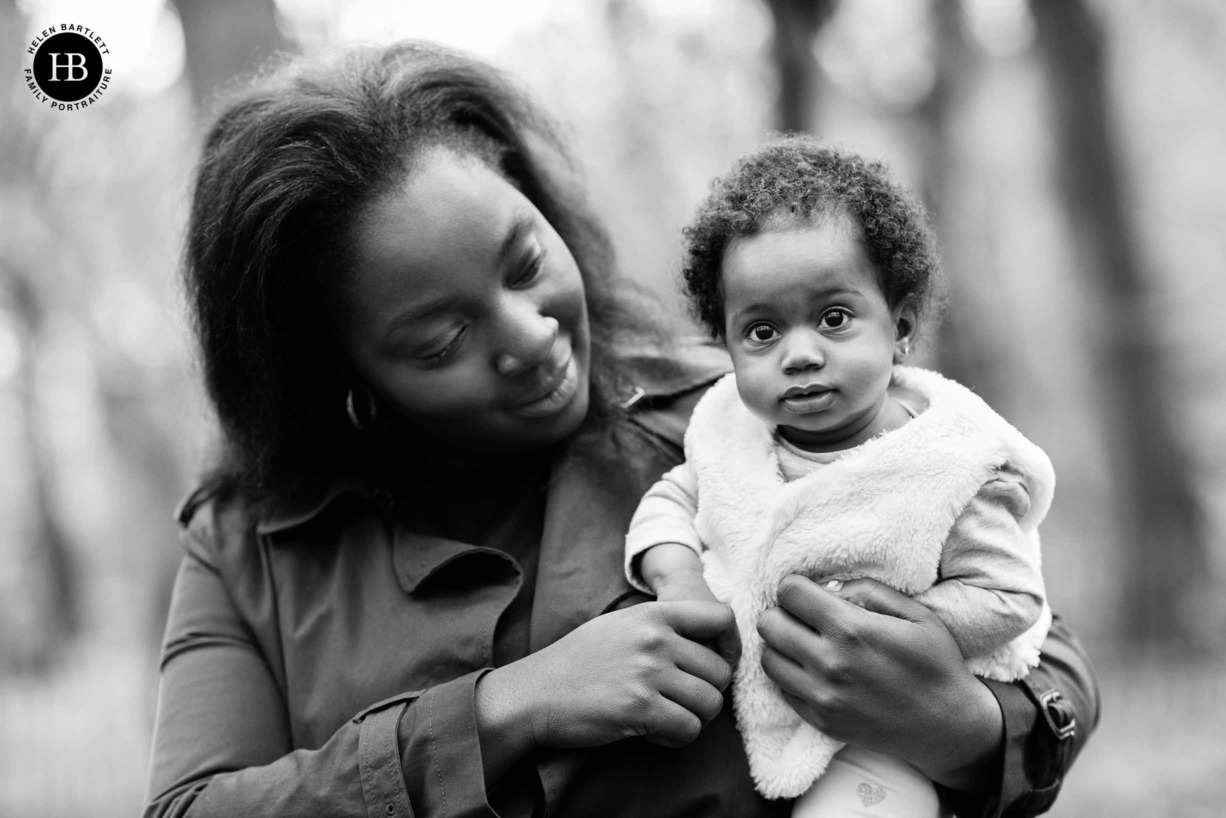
529,432,672,652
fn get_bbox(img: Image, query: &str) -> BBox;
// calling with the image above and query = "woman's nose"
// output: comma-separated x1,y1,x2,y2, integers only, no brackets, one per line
495,308,559,377
781,331,825,375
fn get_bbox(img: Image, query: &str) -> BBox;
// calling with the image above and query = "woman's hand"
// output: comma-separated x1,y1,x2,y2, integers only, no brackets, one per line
757,575,1004,795
477,600,737,759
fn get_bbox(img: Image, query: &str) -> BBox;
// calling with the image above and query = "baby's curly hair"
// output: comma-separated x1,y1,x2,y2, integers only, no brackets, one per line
682,135,942,339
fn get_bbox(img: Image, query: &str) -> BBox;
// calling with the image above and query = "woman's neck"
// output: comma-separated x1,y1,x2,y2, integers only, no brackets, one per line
373,429,558,539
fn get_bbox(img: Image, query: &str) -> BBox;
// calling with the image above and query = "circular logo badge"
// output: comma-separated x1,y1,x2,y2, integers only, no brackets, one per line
32,32,103,102
24,25,113,110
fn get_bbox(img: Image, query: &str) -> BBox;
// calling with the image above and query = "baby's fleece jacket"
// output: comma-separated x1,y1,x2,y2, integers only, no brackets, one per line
624,366,1055,799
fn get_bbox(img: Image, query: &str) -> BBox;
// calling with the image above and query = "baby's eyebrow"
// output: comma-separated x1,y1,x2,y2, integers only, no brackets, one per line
729,302,777,324
730,287,866,324
804,285,864,301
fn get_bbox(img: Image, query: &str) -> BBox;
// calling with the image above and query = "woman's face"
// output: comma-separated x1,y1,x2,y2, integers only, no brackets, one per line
336,147,591,460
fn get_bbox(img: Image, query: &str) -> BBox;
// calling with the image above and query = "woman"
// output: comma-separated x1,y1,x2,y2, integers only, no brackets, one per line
146,41,1097,817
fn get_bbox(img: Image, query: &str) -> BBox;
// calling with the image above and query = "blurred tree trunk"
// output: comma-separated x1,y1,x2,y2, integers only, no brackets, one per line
912,0,1012,404
7,275,80,672
764,0,838,132
1031,0,1207,649
0,0,80,672
172,0,294,109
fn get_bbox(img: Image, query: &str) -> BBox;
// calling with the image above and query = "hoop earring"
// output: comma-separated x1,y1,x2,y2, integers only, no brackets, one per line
346,387,378,432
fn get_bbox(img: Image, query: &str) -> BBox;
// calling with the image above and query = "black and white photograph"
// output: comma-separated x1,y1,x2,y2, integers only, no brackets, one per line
1,1,1223,816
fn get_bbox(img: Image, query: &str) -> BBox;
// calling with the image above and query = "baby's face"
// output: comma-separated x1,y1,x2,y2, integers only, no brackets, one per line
721,215,908,452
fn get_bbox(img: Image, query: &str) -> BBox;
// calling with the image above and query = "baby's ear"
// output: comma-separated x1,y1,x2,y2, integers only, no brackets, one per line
892,298,919,363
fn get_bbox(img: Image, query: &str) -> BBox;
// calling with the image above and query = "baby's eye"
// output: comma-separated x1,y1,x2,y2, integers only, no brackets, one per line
819,308,852,330
746,322,779,344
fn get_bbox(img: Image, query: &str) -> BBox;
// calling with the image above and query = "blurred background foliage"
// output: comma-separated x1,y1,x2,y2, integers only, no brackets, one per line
1,0,1224,815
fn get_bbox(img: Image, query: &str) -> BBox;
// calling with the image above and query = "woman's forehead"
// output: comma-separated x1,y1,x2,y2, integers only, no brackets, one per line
343,150,534,316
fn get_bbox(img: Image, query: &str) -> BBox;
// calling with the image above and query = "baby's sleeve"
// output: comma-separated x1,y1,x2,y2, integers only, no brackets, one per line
914,463,1047,662
624,461,704,593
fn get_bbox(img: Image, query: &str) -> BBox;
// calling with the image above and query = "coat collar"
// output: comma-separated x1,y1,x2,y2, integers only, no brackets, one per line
238,338,729,643
244,339,729,537
529,439,645,651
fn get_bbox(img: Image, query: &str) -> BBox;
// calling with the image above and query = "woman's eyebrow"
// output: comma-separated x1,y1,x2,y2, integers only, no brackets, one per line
382,209,536,342
499,208,532,260
383,298,453,342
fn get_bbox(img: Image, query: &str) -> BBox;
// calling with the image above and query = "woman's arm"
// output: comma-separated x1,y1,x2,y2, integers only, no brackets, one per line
147,548,740,817
757,576,1098,818
146,550,508,818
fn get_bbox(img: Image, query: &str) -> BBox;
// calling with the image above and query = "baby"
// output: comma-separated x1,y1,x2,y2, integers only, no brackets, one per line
625,136,1053,817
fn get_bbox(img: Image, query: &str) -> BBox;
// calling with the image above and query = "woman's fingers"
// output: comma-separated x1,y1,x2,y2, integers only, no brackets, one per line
510,600,738,750
772,575,938,648
757,598,830,669
756,572,999,776
632,603,733,741
759,641,810,697
656,662,726,726
819,576,935,624
653,600,739,688
773,574,849,633
640,694,705,748
655,599,737,643
669,629,735,692
712,623,743,673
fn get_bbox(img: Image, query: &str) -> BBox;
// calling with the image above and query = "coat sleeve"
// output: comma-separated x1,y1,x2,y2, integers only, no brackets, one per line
144,508,511,818
941,612,1099,818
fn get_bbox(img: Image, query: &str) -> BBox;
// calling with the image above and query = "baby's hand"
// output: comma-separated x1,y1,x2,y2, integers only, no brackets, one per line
655,569,741,670
639,542,742,667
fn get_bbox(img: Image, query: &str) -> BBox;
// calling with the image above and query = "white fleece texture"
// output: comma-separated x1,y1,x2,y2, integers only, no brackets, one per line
687,367,1054,799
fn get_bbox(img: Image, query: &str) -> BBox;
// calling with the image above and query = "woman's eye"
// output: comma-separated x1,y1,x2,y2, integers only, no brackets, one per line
513,245,546,288
519,254,543,285
820,308,852,330
417,326,466,367
746,323,778,343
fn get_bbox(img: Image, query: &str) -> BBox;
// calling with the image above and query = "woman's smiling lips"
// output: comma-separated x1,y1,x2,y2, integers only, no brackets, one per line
509,353,580,419
780,383,836,414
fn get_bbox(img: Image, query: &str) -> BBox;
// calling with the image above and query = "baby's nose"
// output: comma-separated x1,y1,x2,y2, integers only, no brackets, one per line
781,332,826,374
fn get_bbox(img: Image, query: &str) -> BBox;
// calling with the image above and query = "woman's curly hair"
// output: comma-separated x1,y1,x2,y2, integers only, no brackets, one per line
681,135,942,339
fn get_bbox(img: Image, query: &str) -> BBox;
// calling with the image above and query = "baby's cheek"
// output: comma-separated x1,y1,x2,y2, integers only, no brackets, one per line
734,365,781,423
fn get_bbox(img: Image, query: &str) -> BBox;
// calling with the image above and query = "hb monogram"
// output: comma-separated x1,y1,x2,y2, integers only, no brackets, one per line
47,53,89,82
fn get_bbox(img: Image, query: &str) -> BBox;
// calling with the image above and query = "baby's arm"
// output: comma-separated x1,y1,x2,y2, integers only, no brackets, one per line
641,543,722,604
914,464,1046,659
626,462,719,603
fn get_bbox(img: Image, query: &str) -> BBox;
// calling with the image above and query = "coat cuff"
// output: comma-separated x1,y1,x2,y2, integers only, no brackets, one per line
398,670,501,818
944,675,1071,818
357,699,418,818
